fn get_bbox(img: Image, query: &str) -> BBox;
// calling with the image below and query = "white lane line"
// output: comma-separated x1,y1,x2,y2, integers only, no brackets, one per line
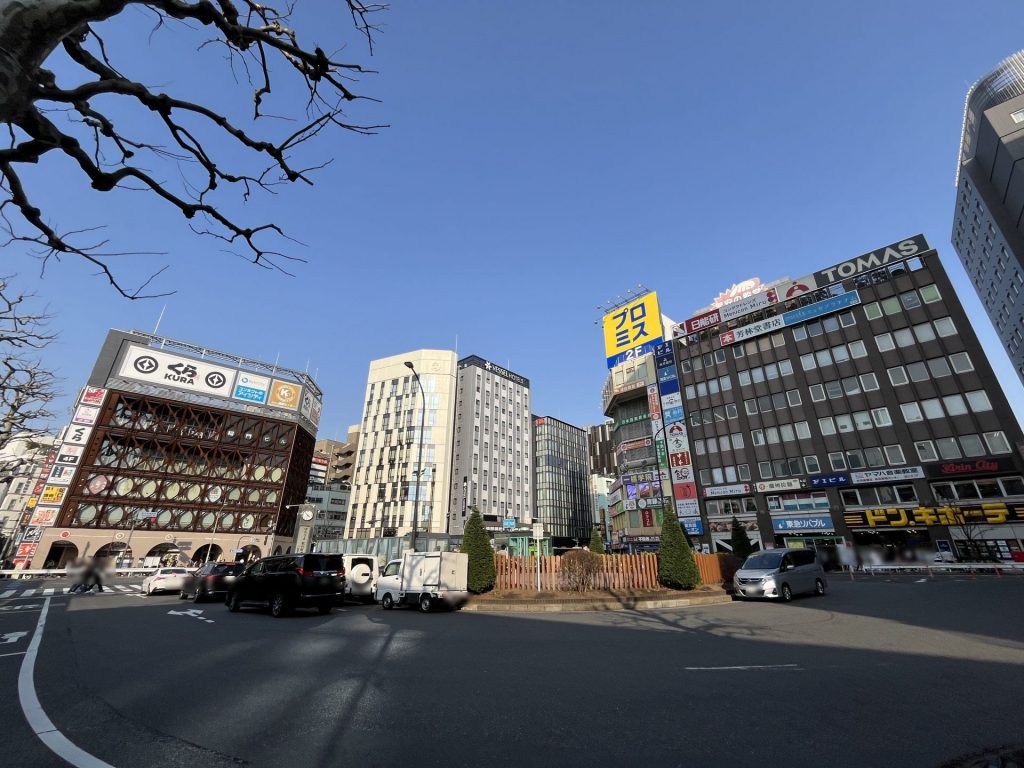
685,664,801,671
1,651,27,658
18,596,116,768
1,589,16,598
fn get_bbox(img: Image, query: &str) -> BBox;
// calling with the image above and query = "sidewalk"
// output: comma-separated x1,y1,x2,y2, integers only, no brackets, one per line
461,586,731,613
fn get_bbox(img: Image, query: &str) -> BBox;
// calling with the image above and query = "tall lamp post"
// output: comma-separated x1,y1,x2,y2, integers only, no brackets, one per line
404,360,427,553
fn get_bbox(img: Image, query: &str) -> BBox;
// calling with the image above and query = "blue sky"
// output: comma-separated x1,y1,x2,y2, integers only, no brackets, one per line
8,0,1024,436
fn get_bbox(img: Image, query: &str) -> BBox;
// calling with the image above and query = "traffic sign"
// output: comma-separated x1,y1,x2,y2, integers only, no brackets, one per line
532,523,544,539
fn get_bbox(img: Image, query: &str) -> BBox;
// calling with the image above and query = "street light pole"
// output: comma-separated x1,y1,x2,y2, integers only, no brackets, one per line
404,361,427,553
205,502,227,565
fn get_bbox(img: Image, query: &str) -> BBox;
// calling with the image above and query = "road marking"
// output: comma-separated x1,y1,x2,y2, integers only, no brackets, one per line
685,664,801,671
21,589,36,597
41,588,55,596
168,608,214,623
0,651,27,658
1,631,28,644
0,604,42,612
0,589,15,598
18,597,116,768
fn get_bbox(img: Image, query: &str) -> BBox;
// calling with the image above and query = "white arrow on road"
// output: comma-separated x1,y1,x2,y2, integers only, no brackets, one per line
1,631,28,644
0,604,41,612
167,608,214,623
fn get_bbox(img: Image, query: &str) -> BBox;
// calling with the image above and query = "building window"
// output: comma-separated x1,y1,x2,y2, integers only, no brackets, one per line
1012,108,1024,124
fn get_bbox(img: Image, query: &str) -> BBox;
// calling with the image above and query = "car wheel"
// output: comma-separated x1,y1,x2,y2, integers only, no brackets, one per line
780,583,793,602
193,586,204,603
814,578,826,596
381,593,394,610
227,592,241,612
418,594,432,613
270,592,289,618
317,603,332,615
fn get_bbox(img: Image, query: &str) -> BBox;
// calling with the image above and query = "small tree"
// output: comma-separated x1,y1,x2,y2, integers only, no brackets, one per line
729,517,753,560
588,526,606,554
460,507,495,594
561,550,600,592
658,514,701,590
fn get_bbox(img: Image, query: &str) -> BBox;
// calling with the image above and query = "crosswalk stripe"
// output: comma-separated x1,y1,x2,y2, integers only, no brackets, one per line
114,585,132,592
42,588,55,596
0,590,15,598
21,589,36,597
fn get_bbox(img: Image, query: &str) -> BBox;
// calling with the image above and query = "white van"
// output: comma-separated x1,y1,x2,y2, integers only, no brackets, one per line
375,551,469,613
733,548,827,601
342,554,379,604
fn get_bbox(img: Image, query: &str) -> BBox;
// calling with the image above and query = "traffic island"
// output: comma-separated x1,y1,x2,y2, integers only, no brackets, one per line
461,586,731,612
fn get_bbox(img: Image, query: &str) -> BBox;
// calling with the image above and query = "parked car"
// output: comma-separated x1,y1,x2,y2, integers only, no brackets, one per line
342,554,379,604
375,551,469,613
179,562,245,602
733,548,826,601
142,567,190,595
226,553,345,617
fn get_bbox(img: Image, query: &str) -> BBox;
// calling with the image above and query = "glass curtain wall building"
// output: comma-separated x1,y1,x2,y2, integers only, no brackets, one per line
533,416,592,547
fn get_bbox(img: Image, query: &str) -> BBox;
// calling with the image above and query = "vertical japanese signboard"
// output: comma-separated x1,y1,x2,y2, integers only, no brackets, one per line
651,341,703,534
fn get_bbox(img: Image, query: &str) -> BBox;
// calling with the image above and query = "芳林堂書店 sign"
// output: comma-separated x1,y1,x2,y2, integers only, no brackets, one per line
718,316,785,346
813,235,929,287
850,467,925,484
924,457,1016,477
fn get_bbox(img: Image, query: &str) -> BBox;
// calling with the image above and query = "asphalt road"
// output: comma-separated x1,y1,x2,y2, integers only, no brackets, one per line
2,574,1023,768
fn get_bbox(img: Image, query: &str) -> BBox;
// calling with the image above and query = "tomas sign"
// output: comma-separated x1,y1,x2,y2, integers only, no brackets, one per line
813,235,928,287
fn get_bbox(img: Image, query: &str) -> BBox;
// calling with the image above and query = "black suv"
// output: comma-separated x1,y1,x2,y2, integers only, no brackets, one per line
226,553,345,617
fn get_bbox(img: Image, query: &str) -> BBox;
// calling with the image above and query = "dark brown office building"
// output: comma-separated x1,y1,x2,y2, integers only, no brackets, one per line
26,330,322,568
675,236,1024,562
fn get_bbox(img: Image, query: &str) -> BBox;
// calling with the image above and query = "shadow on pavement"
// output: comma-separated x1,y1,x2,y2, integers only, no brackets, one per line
18,584,1024,768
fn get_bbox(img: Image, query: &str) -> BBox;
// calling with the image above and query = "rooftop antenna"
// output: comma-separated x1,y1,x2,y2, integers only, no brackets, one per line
152,304,166,335
272,352,280,374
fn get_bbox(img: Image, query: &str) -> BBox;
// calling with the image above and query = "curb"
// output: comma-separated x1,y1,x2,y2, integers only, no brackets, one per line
461,592,732,613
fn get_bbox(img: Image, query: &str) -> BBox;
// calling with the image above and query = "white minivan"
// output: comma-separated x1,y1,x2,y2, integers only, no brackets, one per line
733,548,827,601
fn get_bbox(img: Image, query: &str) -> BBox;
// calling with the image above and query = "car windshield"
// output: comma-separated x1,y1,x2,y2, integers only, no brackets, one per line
165,568,187,574
212,563,244,575
742,552,785,570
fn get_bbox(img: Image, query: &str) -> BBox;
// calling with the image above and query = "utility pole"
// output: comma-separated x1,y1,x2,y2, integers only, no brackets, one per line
404,361,427,554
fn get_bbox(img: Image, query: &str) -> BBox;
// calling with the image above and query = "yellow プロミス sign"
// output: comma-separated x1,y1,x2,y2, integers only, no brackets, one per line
602,292,663,361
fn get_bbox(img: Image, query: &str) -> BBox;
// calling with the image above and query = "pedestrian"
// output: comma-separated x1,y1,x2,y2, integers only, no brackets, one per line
68,557,90,593
85,557,105,593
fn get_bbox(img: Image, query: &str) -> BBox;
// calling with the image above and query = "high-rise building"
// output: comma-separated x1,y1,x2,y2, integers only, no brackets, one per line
533,415,592,546
952,50,1024,386
22,329,322,568
587,421,617,476
0,432,59,563
673,235,1024,561
347,350,458,539
310,428,359,485
448,356,533,536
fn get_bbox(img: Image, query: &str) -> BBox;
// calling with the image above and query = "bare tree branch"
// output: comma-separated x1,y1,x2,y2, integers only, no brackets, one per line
0,278,60,453
0,0,387,297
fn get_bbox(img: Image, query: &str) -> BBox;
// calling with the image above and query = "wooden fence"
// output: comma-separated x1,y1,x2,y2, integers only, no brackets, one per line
493,552,725,591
